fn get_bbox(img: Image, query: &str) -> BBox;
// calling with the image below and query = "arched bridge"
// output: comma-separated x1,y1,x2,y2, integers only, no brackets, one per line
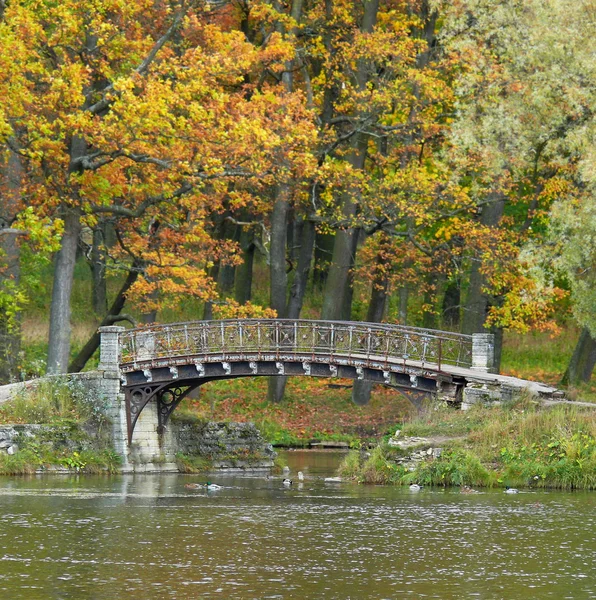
101,319,495,444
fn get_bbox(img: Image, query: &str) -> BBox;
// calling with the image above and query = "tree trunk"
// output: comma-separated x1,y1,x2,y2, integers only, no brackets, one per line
492,326,503,374
320,0,378,320
287,218,315,319
312,231,335,290
352,257,388,405
234,225,255,305
269,189,290,319
267,0,305,403
203,261,220,320
442,279,461,329
268,188,290,403
561,328,596,386
47,208,82,374
269,219,316,404
462,193,506,335
68,266,140,373
461,258,486,335
90,225,108,315
398,286,409,324
321,225,357,320
320,150,364,322
340,226,361,321
217,219,238,295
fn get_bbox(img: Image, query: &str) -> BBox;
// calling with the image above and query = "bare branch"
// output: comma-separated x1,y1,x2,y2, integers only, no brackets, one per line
122,152,172,169
104,313,138,327
91,182,193,218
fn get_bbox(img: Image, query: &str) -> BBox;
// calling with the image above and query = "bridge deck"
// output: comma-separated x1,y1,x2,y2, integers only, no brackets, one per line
113,319,563,397
119,348,558,397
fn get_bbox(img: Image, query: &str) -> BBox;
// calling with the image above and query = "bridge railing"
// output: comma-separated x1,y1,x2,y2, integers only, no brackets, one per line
118,319,475,371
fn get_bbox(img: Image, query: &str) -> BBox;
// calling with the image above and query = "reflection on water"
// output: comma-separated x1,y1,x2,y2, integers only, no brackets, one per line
0,451,593,599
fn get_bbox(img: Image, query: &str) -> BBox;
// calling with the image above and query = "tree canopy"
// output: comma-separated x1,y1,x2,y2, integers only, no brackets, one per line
1,0,595,386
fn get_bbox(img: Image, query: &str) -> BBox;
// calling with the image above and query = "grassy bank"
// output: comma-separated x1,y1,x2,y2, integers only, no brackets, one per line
338,398,596,490
0,377,121,474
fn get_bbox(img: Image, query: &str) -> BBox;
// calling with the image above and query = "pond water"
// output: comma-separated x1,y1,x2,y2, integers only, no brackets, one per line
0,450,594,599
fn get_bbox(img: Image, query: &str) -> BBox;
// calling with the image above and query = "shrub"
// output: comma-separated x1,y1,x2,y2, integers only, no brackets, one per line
357,446,406,485
404,448,493,487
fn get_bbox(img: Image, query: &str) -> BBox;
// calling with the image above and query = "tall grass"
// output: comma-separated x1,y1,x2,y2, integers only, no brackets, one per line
0,376,109,425
339,400,596,490
500,329,577,384
339,446,406,484
402,449,495,488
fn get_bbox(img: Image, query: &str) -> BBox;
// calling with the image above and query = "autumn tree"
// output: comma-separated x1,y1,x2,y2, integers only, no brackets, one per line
0,0,316,374
440,0,595,376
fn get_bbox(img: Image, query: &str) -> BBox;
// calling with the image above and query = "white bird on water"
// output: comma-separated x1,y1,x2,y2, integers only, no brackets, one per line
409,484,422,492
504,486,519,494
206,482,222,491
282,478,292,487
297,471,304,481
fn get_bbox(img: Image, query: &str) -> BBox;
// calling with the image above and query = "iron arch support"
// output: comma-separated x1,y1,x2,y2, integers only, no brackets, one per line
156,382,201,435
124,383,166,444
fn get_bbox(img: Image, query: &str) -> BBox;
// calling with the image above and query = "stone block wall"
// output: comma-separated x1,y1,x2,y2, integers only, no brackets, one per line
171,418,276,469
0,425,43,455
462,382,521,410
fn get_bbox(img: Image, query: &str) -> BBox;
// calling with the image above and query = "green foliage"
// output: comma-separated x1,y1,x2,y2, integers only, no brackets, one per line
59,451,87,471
494,430,596,490
0,448,121,475
400,406,485,438
77,449,122,474
257,419,306,447
0,209,63,332
0,376,120,474
0,433,121,475
403,449,493,488
170,411,209,426
340,446,407,485
0,448,41,475
341,401,596,490
500,329,577,384
337,450,362,480
19,341,48,380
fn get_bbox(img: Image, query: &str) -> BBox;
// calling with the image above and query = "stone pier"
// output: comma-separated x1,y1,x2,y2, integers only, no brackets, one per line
96,326,178,472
